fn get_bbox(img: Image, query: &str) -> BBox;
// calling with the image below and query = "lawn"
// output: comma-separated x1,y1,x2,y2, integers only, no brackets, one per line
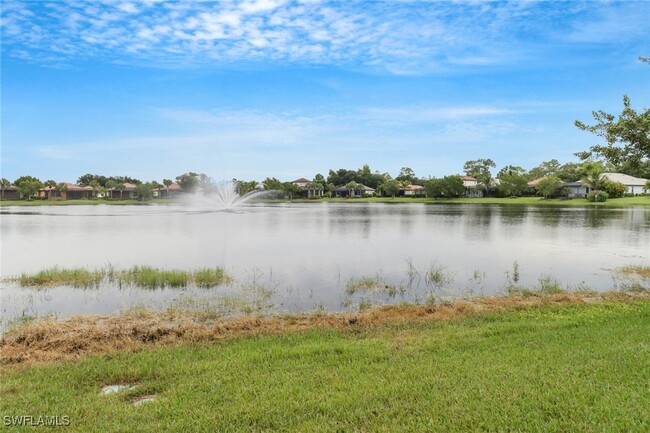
315,195,650,206
2,298,648,432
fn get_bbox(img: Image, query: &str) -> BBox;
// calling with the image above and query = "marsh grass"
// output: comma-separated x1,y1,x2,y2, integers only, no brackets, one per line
17,266,103,288
617,265,650,279
12,265,231,289
425,262,454,288
345,275,399,296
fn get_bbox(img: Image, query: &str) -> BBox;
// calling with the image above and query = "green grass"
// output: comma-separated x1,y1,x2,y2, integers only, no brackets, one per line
0,199,174,206
1,300,648,432
17,266,103,288
299,195,650,207
345,275,399,296
11,265,231,289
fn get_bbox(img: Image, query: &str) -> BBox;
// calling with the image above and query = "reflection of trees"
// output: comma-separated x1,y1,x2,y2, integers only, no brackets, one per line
499,205,527,225
536,207,562,228
463,205,494,241
583,208,623,229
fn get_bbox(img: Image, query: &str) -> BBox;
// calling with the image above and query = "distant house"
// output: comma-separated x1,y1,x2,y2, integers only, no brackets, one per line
459,176,483,198
291,178,310,189
563,181,590,198
331,184,375,198
108,182,137,199
401,184,426,197
159,183,183,198
0,185,19,200
40,183,93,200
601,173,648,195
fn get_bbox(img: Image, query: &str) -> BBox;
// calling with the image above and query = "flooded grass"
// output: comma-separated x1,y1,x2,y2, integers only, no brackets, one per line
10,265,231,289
345,275,399,296
1,295,648,432
617,265,650,279
17,266,103,288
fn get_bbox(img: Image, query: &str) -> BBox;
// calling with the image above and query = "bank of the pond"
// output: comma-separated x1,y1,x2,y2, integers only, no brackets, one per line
309,196,650,207
2,196,649,207
1,293,648,432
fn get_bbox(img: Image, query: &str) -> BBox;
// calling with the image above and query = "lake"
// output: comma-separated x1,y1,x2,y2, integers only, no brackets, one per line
1,202,648,324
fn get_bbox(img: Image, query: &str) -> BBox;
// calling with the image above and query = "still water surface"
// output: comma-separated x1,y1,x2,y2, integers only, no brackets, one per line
1,203,648,322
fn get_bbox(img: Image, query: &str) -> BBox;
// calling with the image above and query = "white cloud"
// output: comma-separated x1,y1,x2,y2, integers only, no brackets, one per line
4,1,643,73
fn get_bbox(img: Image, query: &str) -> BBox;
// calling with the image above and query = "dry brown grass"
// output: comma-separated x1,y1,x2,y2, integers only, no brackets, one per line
2,291,648,366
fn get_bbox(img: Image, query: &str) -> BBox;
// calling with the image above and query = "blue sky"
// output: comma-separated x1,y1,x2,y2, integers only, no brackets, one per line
1,0,649,183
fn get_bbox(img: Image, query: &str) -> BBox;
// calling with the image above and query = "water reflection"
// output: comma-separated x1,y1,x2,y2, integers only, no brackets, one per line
1,203,648,323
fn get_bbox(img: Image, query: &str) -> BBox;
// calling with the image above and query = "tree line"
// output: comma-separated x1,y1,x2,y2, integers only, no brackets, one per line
2,91,648,201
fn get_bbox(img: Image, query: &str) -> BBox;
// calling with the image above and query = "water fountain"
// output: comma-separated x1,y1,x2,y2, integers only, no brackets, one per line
182,181,271,211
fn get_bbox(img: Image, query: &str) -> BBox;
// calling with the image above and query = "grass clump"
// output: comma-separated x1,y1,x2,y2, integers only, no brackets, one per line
12,265,231,289
17,266,103,288
192,267,232,287
115,266,190,288
617,265,650,279
345,275,398,296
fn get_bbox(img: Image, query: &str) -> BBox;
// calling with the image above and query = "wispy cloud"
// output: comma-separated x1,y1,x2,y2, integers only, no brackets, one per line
3,1,646,73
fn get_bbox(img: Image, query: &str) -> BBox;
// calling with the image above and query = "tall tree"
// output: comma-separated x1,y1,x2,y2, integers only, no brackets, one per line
575,95,649,172
463,159,496,190
0,178,11,200
14,176,42,200
55,182,69,200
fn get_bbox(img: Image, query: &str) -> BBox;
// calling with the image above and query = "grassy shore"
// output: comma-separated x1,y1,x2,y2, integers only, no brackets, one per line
1,293,648,432
310,195,650,206
2,196,649,207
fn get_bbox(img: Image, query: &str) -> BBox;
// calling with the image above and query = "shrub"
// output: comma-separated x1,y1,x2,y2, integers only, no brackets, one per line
586,191,608,202
601,180,627,198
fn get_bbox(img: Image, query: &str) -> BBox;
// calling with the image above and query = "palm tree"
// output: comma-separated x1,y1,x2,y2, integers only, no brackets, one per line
116,183,126,200
581,167,604,193
0,178,10,200
55,182,69,200
44,180,57,199
105,180,116,199
89,180,101,199
163,179,172,198
345,181,361,198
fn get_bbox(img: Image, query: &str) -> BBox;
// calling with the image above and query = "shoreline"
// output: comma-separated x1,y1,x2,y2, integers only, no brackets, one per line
1,196,649,207
2,289,648,366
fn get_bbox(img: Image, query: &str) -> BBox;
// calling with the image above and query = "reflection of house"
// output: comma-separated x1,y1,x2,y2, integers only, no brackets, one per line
0,185,20,200
331,184,375,198
402,184,426,197
601,173,648,195
460,176,483,198
158,183,184,198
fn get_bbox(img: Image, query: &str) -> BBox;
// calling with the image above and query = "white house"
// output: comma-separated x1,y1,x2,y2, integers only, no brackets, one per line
459,176,483,198
601,173,648,195
291,178,310,188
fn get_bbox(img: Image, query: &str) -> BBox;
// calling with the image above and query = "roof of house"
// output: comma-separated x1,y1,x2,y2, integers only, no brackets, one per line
527,176,547,187
166,183,182,190
42,183,92,191
292,178,310,183
459,176,477,181
601,173,648,186
403,184,425,190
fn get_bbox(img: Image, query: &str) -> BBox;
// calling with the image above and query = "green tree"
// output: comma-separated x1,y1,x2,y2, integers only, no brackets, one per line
575,95,650,172
105,180,116,199
643,180,650,195
115,183,126,200
601,180,627,198
379,179,400,198
282,182,301,200
463,159,496,190
135,182,155,201
344,181,361,197
395,167,415,184
235,180,259,195
497,166,529,197
425,176,464,198
14,176,42,200
89,180,102,199
175,172,200,193
262,177,284,191
527,159,561,180
581,164,605,192
535,175,564,199
0,178,10,200
56,182,69,200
